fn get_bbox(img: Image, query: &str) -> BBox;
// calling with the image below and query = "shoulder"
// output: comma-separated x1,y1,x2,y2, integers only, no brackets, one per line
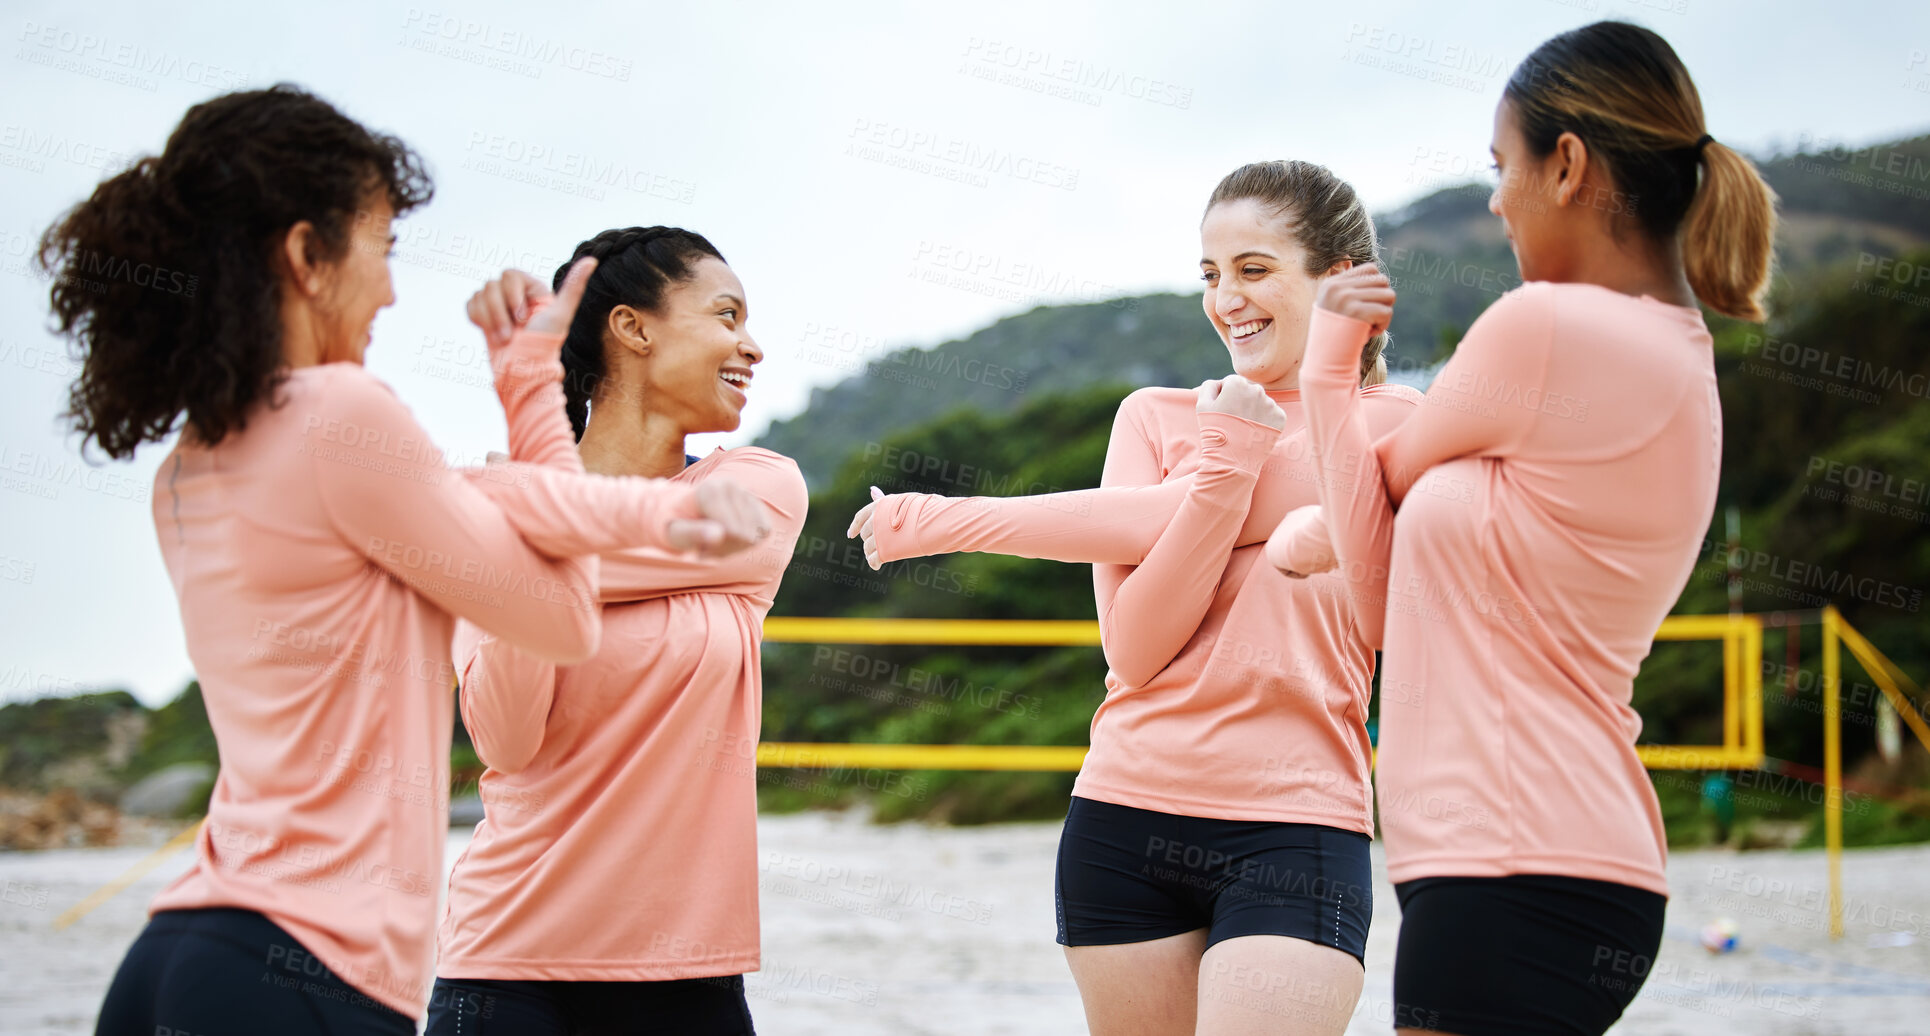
1452,283,1564,371
1116,385,1195,426
706,446,802,480
1476,281,1562,326
1359,383,1425,406
703,447,808,510
297,363,412,421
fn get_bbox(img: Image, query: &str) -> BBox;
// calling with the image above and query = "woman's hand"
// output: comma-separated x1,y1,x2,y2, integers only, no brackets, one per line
467,258,598,353
666,477,773,558
1266,505,1337,579
1313,262,1395,337
846,485,886,570
1196,374,1286,430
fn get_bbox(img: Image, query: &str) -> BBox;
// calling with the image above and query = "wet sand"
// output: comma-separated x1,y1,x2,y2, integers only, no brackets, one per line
3,812,1926,1033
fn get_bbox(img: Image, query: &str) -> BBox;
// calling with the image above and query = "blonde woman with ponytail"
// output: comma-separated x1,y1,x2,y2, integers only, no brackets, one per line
848,163,1422,1035
1273,20,1777,1036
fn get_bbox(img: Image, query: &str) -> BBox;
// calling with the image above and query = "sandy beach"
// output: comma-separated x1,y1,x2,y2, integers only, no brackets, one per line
3,811,1927,1034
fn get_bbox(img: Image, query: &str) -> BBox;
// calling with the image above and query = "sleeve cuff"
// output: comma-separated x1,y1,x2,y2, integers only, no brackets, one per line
1303,308,1373,387
1196,411,1281,472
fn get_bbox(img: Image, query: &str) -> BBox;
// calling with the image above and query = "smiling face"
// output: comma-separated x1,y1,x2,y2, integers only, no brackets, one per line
1199,197,1325,391
616,256,761,433
320,193,398,364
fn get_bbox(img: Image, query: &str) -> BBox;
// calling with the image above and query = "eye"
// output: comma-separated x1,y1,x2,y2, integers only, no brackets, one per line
1242,266,1266,277
1201,270,1219,285
719,308,738,321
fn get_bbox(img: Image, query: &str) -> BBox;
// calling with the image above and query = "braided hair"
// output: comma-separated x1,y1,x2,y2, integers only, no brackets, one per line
552,227,724,440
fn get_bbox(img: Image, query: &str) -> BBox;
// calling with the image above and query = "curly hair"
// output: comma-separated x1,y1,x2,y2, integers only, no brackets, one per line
38,84,434,460
551,227,725,440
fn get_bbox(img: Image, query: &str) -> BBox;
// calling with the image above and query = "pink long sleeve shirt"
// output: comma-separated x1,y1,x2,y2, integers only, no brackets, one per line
1297,282,1720,896
437,447,806,982
873,385,1421,828
145,327,707,1017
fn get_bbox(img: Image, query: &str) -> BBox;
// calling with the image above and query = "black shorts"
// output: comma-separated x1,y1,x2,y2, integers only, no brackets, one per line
1392,874,1668,1036
425,974,755,1035
95,907,414,1036
1054,796,1373,963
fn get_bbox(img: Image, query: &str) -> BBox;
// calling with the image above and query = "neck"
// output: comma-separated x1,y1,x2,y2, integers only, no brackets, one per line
1563,226,1697,308
280,294,323,369
577,401,688,478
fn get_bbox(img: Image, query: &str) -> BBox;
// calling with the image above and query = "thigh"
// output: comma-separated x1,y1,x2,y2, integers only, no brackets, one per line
560,975,756,1036
1392,876,1667,1036
1063,930,1209,1036
425,977,570,1036
1197,935,1363,1036
98,908,414,1036
1055,797,1212,948
1207,823,1374,966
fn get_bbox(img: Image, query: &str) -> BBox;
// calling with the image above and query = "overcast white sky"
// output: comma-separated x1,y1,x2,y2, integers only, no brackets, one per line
2,0,1926,705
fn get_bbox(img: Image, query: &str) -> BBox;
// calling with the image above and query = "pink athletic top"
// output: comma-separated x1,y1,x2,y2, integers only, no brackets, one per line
874,384,1421,828
437,447,805,982
1296,282,1720,896
145,326,710,1017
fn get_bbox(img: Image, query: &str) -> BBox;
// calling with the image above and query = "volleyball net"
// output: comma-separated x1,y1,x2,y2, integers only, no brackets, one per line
757,607,1929,941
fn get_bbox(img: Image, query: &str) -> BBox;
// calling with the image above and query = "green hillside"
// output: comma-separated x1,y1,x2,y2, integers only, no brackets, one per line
758,135,1930,489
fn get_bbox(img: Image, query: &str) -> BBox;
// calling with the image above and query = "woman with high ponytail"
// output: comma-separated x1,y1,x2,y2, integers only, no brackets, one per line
429,228,806,1036
1275,20,1778,1035
63,89,769,1035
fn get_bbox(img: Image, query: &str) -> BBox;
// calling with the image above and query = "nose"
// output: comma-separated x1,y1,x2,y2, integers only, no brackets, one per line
739,334,764,365
1214,284,1247,324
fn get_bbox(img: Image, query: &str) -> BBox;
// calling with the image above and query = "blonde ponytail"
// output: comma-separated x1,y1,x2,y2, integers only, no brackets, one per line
1684,140,1778,322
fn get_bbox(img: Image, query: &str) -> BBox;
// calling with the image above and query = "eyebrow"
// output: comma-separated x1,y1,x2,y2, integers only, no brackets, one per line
1200,250,1279,266
714,293,745,309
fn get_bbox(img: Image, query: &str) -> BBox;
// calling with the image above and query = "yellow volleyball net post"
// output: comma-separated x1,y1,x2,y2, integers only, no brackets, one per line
761,610,1930,946
759,614,1774,773
52,612,1930,943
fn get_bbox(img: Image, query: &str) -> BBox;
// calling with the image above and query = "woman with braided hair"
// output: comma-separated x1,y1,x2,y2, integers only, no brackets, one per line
63,88,770,1036
428,227,806,1036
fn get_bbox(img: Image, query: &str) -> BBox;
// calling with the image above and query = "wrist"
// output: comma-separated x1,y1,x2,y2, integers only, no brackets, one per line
1196,411,1280,473
1303,308,1373,387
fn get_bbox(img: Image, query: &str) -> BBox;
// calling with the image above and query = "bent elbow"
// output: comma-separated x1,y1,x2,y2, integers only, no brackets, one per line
475,738,540,776
522,607,601,664
1102,651,1156,691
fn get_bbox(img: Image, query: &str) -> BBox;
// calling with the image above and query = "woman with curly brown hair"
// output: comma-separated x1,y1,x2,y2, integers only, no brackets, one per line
44,86,769,1035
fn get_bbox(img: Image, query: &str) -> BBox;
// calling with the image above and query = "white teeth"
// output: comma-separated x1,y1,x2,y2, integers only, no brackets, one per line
1230,319,1271,339
720,371,750,386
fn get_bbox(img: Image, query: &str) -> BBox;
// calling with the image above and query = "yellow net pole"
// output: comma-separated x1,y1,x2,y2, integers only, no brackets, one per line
1822,606,1844,941
51,819,204,931
1837,619,1930,756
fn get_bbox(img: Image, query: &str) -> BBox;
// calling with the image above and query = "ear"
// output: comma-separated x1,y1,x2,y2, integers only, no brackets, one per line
607,304,652,358
1550,131,1589,208
281,221,324,296
1325,259,1355,277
